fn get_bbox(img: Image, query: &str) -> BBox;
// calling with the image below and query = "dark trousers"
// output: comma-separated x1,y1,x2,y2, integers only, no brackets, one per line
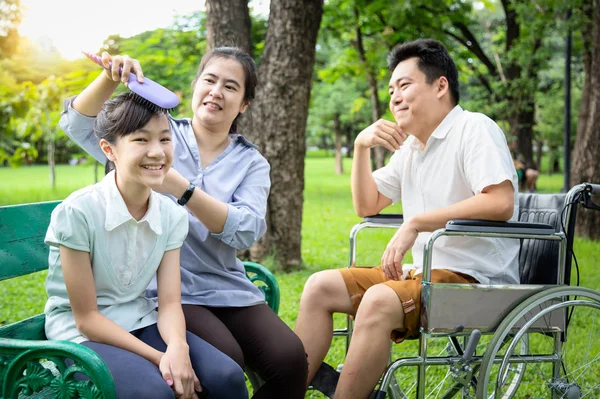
182,303,308,399
80,323,248,399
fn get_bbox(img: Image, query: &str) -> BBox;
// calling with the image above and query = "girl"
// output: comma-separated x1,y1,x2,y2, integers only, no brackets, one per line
44,92,248,399
59,47,308,399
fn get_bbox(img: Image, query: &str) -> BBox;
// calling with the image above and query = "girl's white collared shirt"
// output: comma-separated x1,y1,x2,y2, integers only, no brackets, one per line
44,170,189,343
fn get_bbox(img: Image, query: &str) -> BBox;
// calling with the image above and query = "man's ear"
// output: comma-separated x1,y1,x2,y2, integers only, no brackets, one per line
99,139,116,162
436,76,449,99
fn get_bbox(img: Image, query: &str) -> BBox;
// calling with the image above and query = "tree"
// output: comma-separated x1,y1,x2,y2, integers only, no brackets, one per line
571,0,600,239
0,0,21,59
206,0,252,54
206,0,324,271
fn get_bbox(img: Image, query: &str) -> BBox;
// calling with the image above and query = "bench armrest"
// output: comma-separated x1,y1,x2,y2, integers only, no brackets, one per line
0,337,116,399
243,261,280,314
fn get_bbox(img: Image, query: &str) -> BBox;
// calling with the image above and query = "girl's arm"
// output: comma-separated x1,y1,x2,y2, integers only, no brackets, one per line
60,246,163,366
156,249,201,398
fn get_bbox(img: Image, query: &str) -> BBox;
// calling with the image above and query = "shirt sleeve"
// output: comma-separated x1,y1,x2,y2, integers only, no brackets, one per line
59,96,107,164
211,155,270,250
462,116,518,194
165,205,190,251
372,149,403,204
44,202,90,252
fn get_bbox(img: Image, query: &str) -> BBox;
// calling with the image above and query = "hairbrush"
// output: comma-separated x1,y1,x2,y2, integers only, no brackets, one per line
82,51,179,112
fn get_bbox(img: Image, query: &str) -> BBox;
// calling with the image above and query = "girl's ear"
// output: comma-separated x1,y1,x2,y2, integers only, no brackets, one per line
99,139,116,162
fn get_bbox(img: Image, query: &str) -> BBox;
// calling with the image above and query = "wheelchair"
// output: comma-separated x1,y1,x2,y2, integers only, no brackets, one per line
330,182,600,399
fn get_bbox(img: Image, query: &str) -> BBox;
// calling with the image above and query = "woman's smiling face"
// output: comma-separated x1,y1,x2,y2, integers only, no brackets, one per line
191,57,249,131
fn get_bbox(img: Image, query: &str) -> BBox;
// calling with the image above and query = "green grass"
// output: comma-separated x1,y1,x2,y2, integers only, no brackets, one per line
1,159,599,398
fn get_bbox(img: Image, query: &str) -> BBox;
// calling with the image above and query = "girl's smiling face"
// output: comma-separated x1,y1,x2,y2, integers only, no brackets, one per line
101,114,173,191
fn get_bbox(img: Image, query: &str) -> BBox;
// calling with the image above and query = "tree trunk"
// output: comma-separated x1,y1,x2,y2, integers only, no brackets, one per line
47,140,55,190
352,5,386,170
250,0,323,271
571,0,600,239
333,113,343,175
502,0,538,167
535,139,543,173
205,0,252,55
205,0,323,270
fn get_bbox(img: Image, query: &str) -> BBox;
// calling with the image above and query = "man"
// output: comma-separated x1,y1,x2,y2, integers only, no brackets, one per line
294,39,520,399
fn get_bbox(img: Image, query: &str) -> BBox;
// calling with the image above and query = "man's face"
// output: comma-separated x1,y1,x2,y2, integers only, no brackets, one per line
388,57,440,136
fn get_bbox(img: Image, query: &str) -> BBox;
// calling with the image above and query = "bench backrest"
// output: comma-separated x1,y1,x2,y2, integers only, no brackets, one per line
0,201,60,281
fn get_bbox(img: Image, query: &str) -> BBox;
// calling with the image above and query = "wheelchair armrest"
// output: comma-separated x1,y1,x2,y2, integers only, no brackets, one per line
445,219,555,235
364,214,404,225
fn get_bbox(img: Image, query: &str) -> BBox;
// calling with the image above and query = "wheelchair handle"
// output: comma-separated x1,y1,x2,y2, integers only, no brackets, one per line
586,183,600,195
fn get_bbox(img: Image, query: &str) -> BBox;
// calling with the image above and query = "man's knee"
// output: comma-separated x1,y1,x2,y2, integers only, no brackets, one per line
355,284,403,328
301,270,348,309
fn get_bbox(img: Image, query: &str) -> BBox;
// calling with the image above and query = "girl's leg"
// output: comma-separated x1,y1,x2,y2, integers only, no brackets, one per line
137,324,248,399
79,340,174,399
182,304,245,368
210,304,308,399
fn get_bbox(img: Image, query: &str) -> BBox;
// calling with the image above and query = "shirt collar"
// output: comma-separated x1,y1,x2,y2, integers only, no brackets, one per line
230,133,259,149
410,105,463,151
102,171,162,235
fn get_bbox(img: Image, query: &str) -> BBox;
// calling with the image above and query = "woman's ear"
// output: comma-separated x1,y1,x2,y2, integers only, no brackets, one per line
99,139,116,162
239,101,249,114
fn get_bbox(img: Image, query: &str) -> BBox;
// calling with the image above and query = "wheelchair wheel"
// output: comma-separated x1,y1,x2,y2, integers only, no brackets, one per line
477,286,600,399
377,335,527,399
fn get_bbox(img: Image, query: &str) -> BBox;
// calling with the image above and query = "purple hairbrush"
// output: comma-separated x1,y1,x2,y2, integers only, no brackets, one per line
82,51,179,112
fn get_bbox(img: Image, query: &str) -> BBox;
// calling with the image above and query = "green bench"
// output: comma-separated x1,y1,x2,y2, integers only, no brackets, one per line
0,201,279,399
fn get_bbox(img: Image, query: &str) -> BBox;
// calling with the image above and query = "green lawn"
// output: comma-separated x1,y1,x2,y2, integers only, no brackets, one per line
1,159,598,398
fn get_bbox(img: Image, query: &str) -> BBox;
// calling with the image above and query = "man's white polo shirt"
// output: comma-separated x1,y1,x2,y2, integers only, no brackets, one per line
44,171,189,343
373,105,520,284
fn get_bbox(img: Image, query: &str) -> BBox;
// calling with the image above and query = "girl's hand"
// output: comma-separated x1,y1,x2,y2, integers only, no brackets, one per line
100,52,145,85
159,342,202,399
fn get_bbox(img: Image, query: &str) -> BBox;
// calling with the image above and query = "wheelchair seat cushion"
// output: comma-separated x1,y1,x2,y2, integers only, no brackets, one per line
518,193,566,285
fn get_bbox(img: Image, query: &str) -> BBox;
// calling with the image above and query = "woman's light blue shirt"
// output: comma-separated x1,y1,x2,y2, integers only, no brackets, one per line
60,98,270,307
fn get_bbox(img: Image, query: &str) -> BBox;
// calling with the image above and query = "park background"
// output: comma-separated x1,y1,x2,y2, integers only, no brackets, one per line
1,0,600,397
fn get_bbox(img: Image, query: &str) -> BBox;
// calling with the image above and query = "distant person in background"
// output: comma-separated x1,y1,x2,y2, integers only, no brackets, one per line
513,155,539,192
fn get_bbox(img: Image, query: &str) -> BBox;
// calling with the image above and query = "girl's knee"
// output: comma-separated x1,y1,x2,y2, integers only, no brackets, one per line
203,362,248,399
121,378,174,399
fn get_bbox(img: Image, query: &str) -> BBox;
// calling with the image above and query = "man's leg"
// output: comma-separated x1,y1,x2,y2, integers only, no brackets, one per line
334,284,405,399
295,269,355,383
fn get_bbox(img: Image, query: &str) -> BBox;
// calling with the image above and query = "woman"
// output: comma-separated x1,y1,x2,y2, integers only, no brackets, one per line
45,92,248,399
59,47,308,399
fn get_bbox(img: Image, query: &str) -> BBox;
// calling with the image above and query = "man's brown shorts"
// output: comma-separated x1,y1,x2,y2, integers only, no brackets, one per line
339,267,478,343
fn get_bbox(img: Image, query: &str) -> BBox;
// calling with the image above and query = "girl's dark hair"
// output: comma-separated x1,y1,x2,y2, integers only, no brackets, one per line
94,92,165,174
387,39,460,105
192,47,257,132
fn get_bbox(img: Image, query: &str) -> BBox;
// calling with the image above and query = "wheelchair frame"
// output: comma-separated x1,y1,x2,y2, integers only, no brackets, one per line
332,183,600,399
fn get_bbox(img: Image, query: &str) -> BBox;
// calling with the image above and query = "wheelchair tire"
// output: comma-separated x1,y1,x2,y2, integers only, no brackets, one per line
476,286,600,399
